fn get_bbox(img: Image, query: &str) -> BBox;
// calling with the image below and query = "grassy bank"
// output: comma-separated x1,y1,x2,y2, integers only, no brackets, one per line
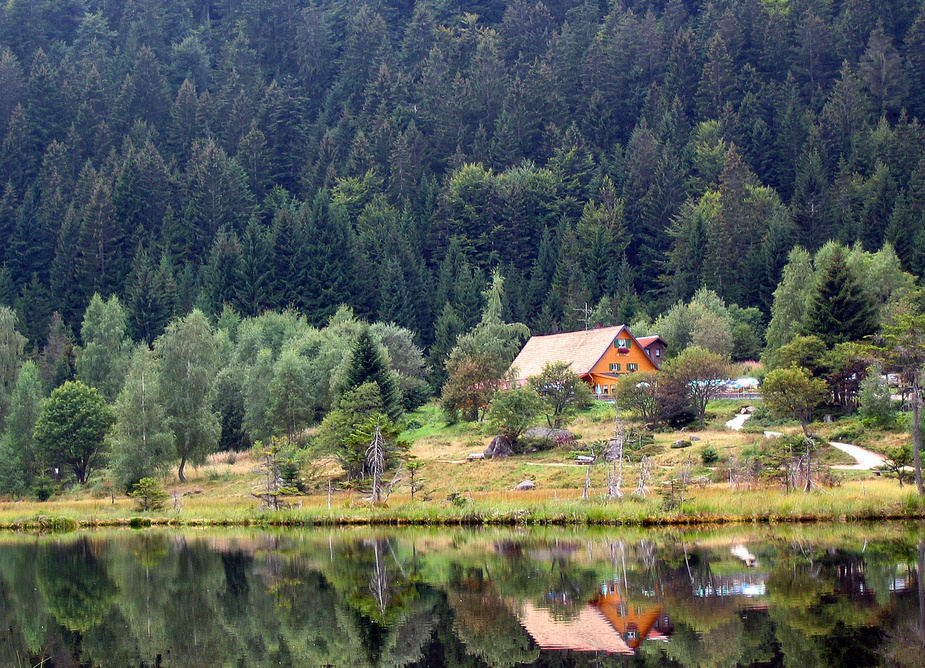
3,399,918,531
3,479,923,530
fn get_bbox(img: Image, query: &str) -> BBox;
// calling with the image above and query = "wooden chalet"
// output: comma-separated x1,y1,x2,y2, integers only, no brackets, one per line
515,587,672,656
508,325,663,398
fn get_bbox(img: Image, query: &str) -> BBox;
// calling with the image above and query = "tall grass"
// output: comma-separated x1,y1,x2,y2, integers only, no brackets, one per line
2,480,920,530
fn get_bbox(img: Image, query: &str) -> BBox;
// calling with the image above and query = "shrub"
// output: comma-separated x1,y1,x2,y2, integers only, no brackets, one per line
129,478,169,512
828,420,867,445
701,445,720,465
33,475,56,502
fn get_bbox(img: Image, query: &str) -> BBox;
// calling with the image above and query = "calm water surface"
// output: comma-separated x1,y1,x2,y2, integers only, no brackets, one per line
0,524,923,667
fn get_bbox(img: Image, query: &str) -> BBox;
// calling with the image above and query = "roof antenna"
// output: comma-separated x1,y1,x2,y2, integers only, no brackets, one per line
573,302,592,330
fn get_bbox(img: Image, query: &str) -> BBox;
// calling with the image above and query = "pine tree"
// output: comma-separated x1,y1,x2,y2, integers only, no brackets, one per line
200,227,243,317
300,193,358,324
662,192,718,304
342,327,401,421
905,3,925,117
74,177,126,300
803,245,878,347
234,219,274,317
126,245,173,345
38,311,75,390
696,32,739,119
858,22,908,118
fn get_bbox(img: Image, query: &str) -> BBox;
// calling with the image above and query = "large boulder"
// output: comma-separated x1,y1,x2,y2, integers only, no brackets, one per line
484,435,514,458
521,427,576,449
516,480,535,491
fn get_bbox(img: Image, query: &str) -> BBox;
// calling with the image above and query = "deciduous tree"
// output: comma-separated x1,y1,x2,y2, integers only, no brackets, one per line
663,346,730,429
34,380,115,485
527,361,592,428
761,366,828,438
877,310,925,495
109,346,173,491
155,310,221,482
487,386,544,450
76,294,131,402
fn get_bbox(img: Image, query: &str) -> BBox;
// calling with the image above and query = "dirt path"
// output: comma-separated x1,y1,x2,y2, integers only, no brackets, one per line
725,413,750,430
727,412,886,471
828,442,887,470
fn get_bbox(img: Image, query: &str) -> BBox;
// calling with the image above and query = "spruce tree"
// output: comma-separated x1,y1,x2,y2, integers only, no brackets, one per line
343,327,401,421
126,245,173,345
803,245,878,347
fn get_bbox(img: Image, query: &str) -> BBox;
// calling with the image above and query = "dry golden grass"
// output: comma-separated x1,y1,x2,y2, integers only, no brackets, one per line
2,400,918,529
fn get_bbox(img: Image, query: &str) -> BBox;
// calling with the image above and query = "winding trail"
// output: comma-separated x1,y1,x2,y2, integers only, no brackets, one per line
726,411,886,471
827,442,887,470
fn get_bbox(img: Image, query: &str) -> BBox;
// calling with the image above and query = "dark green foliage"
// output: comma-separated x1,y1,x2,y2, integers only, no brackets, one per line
343,327,401,421
316,382,394,480
701,445,719,464
0,0,922,365
803,246,878,347
33,380,116,485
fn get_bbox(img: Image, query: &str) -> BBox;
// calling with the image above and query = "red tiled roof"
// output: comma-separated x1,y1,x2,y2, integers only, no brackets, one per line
636,335,666,348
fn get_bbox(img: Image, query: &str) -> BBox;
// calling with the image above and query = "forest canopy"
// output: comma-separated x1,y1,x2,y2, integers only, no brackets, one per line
1,0,924,355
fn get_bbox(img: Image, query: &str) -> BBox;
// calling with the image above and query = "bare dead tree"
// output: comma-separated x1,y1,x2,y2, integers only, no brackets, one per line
369,538,389,619
634,456,652,497
366,417,386,503
605,423,626,499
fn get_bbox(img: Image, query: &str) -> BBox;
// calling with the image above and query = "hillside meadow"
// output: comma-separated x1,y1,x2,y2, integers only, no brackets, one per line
1,398,921,530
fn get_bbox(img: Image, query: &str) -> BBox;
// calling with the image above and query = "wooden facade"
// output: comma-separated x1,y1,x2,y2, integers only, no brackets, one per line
508,325,662,397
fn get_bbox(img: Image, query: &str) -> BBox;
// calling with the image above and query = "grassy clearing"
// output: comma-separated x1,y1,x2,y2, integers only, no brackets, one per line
3,479,922,530
2,399,918,530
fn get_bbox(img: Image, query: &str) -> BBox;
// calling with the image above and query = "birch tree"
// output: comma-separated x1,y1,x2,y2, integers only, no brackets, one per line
155,310,221,482
109,346,173,490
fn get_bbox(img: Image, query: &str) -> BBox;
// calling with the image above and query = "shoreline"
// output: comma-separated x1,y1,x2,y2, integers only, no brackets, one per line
5,488,923,531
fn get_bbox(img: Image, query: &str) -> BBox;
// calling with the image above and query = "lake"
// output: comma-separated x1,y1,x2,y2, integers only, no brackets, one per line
0,524,922,667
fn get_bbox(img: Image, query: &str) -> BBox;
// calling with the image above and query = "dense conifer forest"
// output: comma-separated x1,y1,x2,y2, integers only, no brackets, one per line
2,0,925,494
2,0,924,348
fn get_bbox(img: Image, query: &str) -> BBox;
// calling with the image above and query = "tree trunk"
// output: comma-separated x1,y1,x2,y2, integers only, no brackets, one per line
178,455,188,483
914,379,922,496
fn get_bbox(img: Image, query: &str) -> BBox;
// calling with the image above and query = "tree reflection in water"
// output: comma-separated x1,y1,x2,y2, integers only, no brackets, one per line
0,527,921,667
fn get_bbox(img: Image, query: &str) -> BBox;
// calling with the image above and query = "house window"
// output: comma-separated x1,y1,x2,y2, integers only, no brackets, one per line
602,385,609,394
627,363,638,372
655,348,661,357
615,338,631,349
609,363,621,371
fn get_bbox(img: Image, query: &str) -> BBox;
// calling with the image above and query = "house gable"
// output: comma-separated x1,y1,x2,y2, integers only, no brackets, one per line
586,329,659,394
508,325,660,394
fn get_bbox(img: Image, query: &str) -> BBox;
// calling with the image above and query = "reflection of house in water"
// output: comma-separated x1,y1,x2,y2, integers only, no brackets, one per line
516,583,672,655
